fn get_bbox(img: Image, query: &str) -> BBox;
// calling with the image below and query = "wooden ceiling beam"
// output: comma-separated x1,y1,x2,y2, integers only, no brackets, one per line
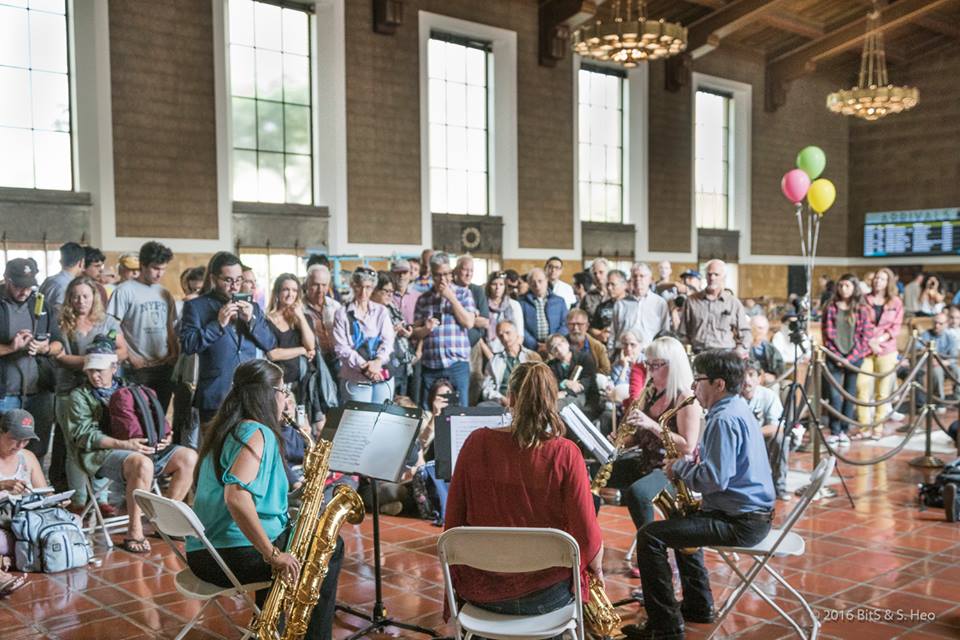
538,0,598,66
914,12,960,41
759,9,825,39
684,0,728,9
686,0,789,58
765,0,954,110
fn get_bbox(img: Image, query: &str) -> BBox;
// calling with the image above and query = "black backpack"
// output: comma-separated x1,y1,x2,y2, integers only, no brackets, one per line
918,458,960,509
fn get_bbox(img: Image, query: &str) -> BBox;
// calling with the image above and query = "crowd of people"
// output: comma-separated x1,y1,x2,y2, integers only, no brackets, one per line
0,241,958,639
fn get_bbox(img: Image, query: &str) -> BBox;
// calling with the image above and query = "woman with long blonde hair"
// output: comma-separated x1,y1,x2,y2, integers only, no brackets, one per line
444,361,603,623
54,276,127,510
265,273,315,402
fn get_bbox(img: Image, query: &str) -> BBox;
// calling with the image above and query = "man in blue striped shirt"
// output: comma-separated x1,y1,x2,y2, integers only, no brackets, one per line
626,350,775,640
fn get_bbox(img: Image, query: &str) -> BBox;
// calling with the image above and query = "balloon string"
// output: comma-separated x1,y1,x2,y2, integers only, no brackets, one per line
795,203,806,257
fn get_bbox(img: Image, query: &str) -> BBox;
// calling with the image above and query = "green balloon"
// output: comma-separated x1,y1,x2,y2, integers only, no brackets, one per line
796,146,826,180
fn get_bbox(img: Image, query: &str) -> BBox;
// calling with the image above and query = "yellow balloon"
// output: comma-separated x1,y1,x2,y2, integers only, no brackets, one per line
807,178,836,213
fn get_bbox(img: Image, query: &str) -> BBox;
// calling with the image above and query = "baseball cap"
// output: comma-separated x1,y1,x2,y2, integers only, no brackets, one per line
680,269,702,280
0,409,40,441
389,260,410,273
84,352,118,370
3,258,39,288
119,253,140,270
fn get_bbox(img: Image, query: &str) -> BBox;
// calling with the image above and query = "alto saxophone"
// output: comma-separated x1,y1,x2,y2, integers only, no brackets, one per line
651,394,700,554
590,382,654,493
253,427,365,640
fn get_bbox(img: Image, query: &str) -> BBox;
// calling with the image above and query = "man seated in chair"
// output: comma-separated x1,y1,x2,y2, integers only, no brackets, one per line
64,348,197,553
627,350,774,640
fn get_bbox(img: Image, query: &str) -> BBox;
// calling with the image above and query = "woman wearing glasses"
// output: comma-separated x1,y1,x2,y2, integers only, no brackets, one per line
607,336,702,577
332,267,396,403
187,359,344,639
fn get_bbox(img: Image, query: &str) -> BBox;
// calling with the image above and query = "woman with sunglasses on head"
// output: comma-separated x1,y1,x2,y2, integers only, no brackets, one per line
371,272,416,397
480,270,524,360
332,267,396,404
187,360,344,639
266,274,316,403
606,337,702,579
822,273,873,446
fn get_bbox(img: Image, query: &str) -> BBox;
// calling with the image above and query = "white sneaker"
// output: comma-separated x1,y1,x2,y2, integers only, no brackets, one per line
936,407,947,415
838,433,851,445
826,435,840,445
889,411,906,421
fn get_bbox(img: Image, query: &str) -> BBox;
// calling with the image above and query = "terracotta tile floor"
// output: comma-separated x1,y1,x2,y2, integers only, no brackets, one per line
3,418,960,639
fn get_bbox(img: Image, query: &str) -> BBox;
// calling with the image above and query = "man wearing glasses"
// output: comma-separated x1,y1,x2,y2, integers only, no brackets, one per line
180,251,277,426
627,350,774,640
412,252,476,408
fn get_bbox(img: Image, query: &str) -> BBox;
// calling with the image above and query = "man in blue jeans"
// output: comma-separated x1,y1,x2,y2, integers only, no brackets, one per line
626,350,775,640
412,253,476,408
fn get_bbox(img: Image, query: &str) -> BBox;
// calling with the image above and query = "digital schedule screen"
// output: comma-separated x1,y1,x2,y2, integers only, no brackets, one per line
863,208,960,257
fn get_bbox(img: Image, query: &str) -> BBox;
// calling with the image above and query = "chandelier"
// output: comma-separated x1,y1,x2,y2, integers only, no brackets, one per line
571,0,687,67
826,6,918,121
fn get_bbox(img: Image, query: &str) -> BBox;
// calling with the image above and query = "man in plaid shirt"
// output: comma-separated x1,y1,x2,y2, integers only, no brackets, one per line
413,252,477,408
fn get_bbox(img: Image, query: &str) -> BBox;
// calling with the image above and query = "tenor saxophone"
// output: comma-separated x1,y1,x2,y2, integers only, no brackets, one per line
651,394,700,553
590,382,654,493
253,429,365,640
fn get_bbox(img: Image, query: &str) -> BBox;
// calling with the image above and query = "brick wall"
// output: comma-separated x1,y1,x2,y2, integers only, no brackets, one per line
849,47,960,257
344,1,574,250
109,0,219,239
646,47,850,257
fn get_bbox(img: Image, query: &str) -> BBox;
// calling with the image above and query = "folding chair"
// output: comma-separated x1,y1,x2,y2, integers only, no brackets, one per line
133,490,271,640
438,526,586,640
707,456,836,640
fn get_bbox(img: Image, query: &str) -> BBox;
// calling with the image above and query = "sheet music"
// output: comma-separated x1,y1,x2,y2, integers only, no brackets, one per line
449,412,511,473
328,408,422,481
561,404,615,462
328,409,377,472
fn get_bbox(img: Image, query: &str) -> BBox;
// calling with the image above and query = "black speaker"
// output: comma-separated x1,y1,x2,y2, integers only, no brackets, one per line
787,265,807,298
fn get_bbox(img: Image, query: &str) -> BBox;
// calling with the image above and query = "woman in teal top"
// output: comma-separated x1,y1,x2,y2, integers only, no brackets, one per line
186,359,344,640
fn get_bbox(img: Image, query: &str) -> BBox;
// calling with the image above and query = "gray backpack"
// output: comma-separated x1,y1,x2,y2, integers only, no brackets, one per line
11,499,92,573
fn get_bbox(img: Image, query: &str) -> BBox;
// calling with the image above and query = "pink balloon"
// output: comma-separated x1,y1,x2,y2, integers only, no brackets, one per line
781,169,811,205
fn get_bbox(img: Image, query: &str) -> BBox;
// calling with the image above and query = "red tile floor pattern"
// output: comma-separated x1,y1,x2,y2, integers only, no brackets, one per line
2,422,960,639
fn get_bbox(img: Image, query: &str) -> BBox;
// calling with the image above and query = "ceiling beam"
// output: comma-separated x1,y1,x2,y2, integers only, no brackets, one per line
914,12,960,40
768,0,954,83
538,0,598,66
759,9,825,39
687,0,789,58
684,0,728,9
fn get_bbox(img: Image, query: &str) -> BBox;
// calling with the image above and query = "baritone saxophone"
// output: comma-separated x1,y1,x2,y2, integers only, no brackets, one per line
253,428,365,640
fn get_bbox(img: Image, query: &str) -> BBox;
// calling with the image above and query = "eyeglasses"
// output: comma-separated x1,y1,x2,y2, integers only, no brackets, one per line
355,266,376,275
646,359,668,371
492,271,507,279
691,376,712,387
218,276,243,286
273,386,291,397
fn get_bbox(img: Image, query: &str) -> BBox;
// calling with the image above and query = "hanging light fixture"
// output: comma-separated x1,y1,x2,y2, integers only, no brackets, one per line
571,0,687,68
826,4,918,121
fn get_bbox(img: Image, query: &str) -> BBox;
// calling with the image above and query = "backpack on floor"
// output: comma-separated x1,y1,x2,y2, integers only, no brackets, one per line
108,382,171,445
10,496,92,573
918,458,960,509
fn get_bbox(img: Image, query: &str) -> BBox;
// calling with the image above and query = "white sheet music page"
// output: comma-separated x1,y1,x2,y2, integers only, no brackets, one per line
449,412,511,475
359,411,420,481
328,409,378,474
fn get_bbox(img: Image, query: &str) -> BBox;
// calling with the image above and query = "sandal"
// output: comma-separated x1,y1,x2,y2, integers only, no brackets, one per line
0,573,27,597
121,538,152,554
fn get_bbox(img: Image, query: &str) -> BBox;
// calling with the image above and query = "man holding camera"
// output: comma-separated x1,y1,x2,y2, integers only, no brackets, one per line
180,252,277,425
0,258,62,462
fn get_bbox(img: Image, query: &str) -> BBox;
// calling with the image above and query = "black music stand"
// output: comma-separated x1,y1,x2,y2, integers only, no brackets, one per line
325,402,442,640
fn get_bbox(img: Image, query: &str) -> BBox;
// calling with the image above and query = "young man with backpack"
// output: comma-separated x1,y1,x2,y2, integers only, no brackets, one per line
63,349,196,553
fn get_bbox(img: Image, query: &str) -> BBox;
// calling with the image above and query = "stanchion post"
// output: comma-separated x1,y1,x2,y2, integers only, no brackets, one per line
910,339,945,468
908,329,918,430
812,348,823,469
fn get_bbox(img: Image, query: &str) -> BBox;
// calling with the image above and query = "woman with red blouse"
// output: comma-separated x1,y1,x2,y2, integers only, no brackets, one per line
822,273,873,446
445,361,604,621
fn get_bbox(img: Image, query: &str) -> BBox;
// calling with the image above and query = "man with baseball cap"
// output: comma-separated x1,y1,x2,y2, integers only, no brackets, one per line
390,258,420,326
1,258,62,463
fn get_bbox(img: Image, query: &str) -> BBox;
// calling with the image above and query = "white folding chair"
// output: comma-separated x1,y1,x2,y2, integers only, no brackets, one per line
133,490,271,640
437,527,586,640
708,456,837,640
77,461,163,548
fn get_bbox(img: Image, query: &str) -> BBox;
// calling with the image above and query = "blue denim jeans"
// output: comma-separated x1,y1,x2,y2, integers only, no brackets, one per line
637,509,772,632
472,579,574,639
826,359,861,435
420,360,470,409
